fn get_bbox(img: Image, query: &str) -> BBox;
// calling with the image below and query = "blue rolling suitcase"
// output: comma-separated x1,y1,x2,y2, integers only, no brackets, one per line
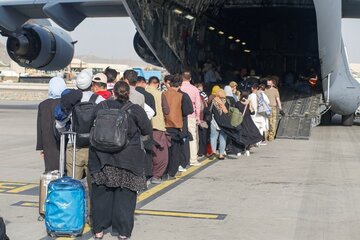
45,132,86,237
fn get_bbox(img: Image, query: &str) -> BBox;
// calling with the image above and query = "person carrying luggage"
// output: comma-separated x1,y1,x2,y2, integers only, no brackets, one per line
64,70,105,180
88,81,152,239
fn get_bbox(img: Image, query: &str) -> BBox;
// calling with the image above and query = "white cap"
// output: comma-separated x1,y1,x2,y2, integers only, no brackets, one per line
76,71,92,90
92,73,107,84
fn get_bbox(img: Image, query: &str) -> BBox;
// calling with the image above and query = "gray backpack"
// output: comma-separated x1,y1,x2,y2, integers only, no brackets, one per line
90,101,133,153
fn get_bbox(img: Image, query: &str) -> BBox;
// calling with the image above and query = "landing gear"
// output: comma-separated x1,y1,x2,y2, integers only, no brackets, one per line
320,110,332,125
342,114,354,126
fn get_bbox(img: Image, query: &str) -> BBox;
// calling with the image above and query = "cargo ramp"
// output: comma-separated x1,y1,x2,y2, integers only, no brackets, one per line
276,90,323,140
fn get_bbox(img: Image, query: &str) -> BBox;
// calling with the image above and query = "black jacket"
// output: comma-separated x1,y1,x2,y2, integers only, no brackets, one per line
88,100,152,176
36,98,61,171
135,86,157,116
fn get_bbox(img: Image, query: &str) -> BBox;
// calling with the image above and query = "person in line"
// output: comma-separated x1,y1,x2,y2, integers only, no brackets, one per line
257,83,270,144
195,82,209,157
135,76,156,116
248,83,267,139
209,89,229,160
89,81,152,239
178,79,194,171
165,75,194,172
224,84,242,156
180,71,201,166
162,75,186,179
36,76,67,172
224,85,237,105
66,71,105,180
122,70,145,108
146,76,171,184
104,66,118,92
236,92,263,156
229,81,240,101
264,77,284,141
92,73,111,100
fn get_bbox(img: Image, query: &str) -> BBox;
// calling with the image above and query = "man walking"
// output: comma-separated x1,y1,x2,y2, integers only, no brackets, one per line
264,77,284,141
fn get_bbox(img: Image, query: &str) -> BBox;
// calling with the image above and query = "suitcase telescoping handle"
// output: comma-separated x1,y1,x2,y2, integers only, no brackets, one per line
59,131,77,178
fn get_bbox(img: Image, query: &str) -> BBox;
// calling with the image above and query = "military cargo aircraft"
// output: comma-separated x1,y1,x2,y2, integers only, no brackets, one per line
0,0,359,126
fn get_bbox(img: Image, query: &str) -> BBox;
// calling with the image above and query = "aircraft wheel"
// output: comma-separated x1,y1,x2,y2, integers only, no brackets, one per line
342,114,354,126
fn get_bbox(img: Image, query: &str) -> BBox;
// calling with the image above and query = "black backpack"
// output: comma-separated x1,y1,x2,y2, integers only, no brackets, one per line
71,94,98,148
90,101,133,153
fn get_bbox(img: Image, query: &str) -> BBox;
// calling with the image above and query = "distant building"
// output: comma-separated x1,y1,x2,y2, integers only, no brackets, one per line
69,58,129,76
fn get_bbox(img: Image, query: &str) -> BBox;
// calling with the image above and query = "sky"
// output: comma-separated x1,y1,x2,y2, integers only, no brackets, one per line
1,17,360,63
69,18,140,61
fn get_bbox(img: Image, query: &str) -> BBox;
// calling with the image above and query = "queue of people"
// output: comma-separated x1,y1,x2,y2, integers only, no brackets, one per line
36,67,284,239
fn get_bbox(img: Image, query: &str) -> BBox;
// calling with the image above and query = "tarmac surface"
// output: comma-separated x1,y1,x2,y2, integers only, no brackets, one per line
1,102,360,240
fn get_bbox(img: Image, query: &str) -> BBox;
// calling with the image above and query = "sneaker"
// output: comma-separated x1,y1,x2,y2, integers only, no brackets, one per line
150,177,162,184
167,175,176,180
190,162,201,166
178,166,187,172
245,150,250,156
236,152,242,157
118,236,130,240
260,141,267,146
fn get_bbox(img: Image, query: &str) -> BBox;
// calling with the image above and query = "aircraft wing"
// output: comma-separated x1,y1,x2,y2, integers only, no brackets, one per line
0,0,128,32
343,0,360,18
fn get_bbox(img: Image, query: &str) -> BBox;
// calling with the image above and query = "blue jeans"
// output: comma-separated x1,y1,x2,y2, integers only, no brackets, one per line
210,122,227,155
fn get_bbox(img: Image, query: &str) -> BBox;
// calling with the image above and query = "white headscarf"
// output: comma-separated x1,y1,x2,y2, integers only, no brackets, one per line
48,77,66,99
224,85,233,97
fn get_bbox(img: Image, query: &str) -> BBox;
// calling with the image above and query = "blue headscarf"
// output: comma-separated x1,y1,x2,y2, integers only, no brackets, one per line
48,77,67,99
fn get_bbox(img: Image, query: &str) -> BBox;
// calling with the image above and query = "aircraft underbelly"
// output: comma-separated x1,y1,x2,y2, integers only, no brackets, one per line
314,0,360,115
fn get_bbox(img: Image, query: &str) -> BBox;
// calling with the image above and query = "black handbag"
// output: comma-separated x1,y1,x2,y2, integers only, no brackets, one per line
203,103,214,122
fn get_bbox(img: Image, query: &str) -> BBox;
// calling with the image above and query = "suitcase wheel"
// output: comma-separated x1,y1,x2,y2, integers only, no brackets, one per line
49,233,56,238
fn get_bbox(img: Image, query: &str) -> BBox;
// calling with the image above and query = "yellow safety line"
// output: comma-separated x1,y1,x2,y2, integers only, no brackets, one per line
7,184,38,193
49,157,213,239
21,202,38,207
135,209,219,219
0,180,37,184
137,158,214,202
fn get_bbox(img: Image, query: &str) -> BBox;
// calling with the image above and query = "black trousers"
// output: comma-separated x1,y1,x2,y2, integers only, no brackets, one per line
166,128,185,177
91,184,137,237
167,139,184,176
181,139,190,168
197,126,208,156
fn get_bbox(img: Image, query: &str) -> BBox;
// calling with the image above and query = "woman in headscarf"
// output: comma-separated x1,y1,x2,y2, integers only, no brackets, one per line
36,77,67,171
224,85,237,105
209,89,231,159
236,91,263,156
